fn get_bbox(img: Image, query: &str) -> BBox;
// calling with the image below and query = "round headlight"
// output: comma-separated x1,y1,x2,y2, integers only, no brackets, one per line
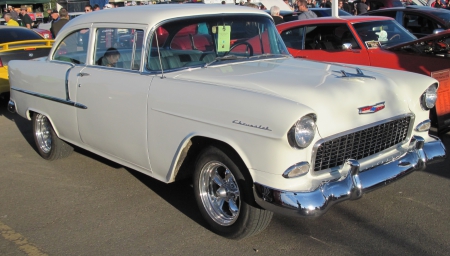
421,84,438,110
288,115,317,149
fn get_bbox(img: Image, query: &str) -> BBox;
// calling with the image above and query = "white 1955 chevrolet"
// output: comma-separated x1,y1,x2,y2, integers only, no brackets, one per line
7,5,446,239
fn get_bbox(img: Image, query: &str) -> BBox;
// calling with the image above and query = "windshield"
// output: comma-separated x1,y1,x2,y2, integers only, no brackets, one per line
147,14,289,71
431,11,450,23
352,20,417,48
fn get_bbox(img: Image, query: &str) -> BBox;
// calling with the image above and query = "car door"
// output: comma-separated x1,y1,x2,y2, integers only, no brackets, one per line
280,23,371,65
75,25,153,171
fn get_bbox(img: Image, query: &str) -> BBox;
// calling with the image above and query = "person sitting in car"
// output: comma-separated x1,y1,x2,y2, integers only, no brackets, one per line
97,48,121,68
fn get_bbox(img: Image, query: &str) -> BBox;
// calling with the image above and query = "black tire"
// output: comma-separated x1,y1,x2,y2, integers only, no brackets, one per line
193,146,273,239
32,113,73,161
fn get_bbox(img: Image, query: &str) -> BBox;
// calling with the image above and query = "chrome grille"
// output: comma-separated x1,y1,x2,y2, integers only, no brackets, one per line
313,116,411,172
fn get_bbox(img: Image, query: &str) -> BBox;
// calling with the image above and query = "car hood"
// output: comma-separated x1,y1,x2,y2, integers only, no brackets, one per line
169,57,434,138
386,30,450,50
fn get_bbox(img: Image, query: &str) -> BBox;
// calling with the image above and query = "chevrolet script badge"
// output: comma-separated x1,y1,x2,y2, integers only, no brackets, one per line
358,102,385,114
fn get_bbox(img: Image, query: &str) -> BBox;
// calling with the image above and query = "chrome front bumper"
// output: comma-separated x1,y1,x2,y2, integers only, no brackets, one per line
254,135,446,217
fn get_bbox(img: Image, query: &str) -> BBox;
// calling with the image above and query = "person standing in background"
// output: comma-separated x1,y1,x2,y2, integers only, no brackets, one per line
19,8,33,28
51,8,70,37
49,10,60,38
297,0,318,20
270,6,285,25
4,13,19,26
355,0,369,15
8,6,19,21
343,0,352,13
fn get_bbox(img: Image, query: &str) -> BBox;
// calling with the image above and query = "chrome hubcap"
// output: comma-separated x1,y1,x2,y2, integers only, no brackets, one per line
35,114,52,154
199,161,240,226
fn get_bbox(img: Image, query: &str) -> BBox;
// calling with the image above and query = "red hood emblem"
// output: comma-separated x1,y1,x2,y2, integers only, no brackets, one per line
358,102,385,114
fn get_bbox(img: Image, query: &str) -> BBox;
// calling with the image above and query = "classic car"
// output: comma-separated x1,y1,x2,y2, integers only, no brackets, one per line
277,15,450,133
362,6,450,38
8,5,446,239
0,26,54,99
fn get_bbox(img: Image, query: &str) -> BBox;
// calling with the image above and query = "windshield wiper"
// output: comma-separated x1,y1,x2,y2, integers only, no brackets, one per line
203,55,248,68
249,53,289,59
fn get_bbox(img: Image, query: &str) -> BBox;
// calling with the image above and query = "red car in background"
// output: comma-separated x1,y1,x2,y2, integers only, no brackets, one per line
33,28,53,39
277,16,450,133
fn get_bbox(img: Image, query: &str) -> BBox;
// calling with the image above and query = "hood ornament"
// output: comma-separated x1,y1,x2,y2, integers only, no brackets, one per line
358,102,385,114
338,68,376,80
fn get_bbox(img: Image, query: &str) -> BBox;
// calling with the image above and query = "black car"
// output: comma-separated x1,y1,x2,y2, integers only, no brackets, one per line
269,8,351,22
362,6,450,38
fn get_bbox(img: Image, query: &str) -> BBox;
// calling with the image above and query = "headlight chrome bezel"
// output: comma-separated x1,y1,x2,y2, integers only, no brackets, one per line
287,114,317,149
420,83,438,111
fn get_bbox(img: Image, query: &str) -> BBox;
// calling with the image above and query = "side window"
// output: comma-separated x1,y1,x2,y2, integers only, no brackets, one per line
53,29,89,64
304,24,359,50
147,23,215,71
280,27,304,50
94,28,144,70
403,14,437,36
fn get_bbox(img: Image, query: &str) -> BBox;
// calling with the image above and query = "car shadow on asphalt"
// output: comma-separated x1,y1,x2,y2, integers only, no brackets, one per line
124,168,209,229
423,132,450,179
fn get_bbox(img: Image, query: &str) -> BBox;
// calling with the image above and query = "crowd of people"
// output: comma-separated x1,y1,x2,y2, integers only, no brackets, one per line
2,0,449,34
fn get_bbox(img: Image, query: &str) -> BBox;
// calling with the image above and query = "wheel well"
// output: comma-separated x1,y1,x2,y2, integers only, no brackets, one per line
172,136,250,183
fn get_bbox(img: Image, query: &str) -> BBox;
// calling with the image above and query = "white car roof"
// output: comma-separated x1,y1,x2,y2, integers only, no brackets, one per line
67,5,271,28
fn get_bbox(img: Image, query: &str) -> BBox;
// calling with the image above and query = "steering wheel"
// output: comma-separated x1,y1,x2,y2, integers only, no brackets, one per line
389,34,401,41
224,41,254,57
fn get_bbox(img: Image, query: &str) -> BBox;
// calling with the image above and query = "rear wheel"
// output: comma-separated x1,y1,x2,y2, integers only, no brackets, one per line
33,113,73,160
193,146,273,239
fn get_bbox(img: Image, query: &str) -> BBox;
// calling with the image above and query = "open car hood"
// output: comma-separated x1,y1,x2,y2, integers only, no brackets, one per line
386,30,450,50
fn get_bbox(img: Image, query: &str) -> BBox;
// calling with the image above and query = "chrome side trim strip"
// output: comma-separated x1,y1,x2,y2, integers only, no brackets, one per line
11,87,87,109
254,136,446,217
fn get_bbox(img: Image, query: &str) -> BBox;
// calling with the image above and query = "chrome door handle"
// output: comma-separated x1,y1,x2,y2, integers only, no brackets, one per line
78,73,90,77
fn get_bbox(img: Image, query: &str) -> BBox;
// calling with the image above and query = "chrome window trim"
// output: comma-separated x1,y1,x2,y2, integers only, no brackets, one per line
11,87,87,109
310,113,415,174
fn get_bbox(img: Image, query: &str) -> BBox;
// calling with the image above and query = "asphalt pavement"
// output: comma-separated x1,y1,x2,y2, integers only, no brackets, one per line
1,98,449,256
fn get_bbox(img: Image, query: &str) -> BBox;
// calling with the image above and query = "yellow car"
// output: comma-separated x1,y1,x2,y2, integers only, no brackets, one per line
1,26,54,98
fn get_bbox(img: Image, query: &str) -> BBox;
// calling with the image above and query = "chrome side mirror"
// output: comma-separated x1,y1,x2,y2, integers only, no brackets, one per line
342,43,353,50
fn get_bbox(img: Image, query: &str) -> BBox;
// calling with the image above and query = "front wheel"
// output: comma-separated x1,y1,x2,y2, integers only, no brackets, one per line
193,146,273,239
33,113,73,160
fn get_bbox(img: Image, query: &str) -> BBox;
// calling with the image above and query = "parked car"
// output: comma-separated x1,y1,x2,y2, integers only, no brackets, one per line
277,15,450,132
8,5,446,239
0,26,54,99
270,8,352,22
352,0,403,11
362,6,450,38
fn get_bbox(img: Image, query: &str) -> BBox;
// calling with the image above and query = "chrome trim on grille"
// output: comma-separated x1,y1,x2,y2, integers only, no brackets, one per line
311,114,415,173
11,87,87,109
